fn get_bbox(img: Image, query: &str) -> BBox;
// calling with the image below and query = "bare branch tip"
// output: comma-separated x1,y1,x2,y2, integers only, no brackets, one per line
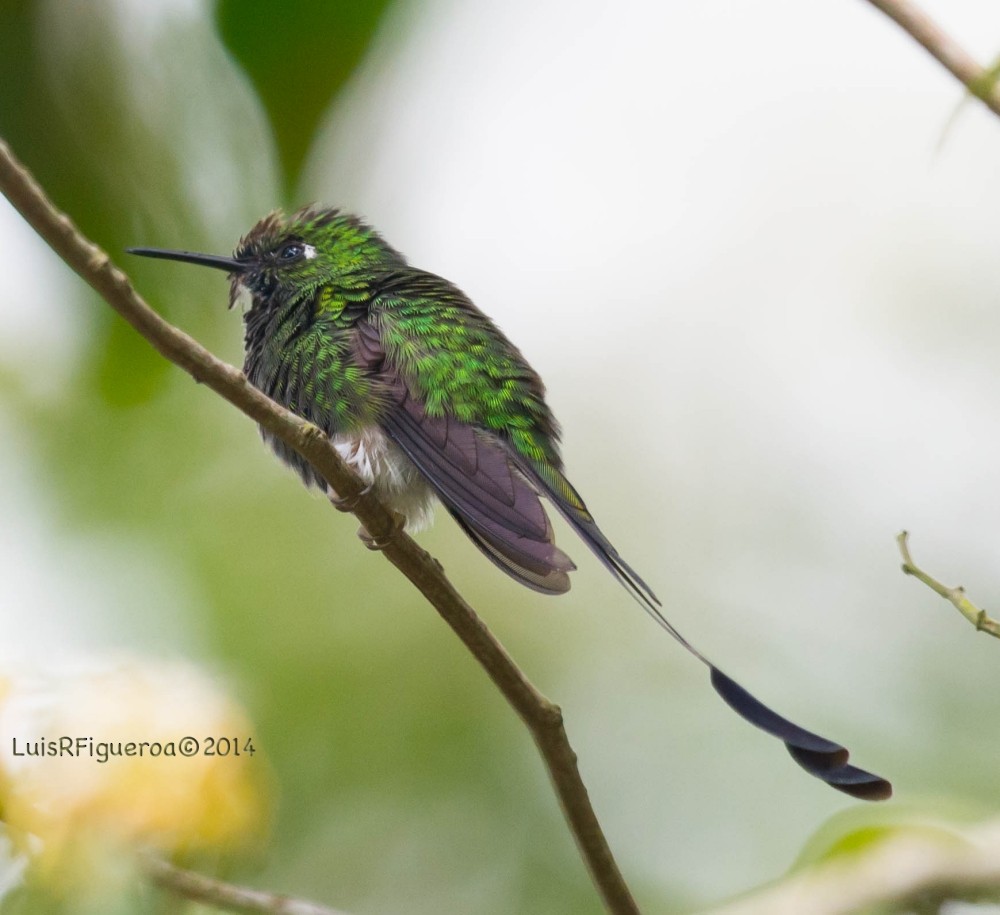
897,531,916,569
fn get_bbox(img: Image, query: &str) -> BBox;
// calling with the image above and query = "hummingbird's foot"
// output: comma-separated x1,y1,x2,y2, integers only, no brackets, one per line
357,512,406,552
327,481,374,513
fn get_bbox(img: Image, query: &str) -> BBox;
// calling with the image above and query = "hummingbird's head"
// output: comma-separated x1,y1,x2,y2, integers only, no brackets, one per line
128,205,404,310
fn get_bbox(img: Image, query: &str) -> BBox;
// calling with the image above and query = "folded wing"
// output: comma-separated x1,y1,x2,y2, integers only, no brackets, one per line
382,382,576,594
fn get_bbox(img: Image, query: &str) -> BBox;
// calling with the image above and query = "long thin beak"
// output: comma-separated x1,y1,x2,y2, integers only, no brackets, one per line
127,247,248,273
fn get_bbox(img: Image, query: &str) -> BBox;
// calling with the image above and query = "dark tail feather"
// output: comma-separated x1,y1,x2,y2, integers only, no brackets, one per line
511,457,702,652
711,669,892,800
514,456,892,801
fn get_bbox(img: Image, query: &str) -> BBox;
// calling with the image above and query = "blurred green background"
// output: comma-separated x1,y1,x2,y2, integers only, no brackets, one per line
4,0,1000,912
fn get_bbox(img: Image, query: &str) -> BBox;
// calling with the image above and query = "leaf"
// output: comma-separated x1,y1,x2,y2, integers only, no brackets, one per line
793,808,969,871
214,0,396,194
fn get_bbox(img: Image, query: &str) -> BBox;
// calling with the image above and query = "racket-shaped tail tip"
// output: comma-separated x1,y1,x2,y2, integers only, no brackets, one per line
709,667,891,801
787,745,893,801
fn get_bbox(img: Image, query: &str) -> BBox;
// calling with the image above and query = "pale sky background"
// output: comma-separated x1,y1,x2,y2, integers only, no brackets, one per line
3,0,1000,907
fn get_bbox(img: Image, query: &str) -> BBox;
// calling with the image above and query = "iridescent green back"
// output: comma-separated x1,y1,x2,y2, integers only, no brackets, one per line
373,272,561,466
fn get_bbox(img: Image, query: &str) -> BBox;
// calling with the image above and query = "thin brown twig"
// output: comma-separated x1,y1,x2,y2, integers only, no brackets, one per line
142,855,351,915
0,136,640,915
897,531,1000,639
862,0,1000,117
859,2,1000,641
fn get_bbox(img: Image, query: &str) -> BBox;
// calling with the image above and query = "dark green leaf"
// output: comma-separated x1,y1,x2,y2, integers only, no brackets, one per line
214,0,396,194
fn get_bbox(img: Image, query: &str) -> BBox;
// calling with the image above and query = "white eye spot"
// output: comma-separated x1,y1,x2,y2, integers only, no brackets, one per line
303,244,317,260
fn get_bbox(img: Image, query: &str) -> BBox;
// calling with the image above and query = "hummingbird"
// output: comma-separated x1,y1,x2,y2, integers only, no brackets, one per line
129,206,890,801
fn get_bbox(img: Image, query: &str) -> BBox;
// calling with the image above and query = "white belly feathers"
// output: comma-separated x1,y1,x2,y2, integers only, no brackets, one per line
326,428,435,533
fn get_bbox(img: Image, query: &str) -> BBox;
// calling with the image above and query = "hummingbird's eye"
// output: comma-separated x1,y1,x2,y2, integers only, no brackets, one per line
278,242,305,261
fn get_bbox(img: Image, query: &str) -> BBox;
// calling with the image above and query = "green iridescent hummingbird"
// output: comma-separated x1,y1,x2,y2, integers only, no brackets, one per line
130,205,890,801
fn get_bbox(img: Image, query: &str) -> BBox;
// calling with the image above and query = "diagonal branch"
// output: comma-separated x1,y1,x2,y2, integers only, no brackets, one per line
897,531,1000,639
0,136,640,915
861,0,1000,118
142,855,352,915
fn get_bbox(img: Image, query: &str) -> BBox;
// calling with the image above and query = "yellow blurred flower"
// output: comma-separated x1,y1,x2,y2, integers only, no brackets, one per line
0,658,271,891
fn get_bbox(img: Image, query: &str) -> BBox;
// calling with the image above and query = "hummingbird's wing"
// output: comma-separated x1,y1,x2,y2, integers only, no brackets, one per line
365,271,675,616
365,273,891,801
381,382,576,594
362,273,584,594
